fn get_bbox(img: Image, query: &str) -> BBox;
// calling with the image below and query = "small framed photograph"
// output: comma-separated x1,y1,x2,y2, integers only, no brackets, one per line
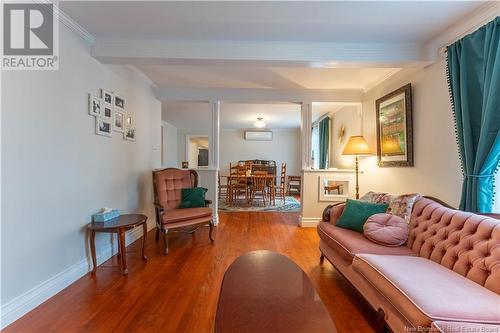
113,110,124,132
101,89,114,106
96,117,112,137
125,114,132,126
88,94,101,116
124,126,136,141
114,94,125,110
102,105,113,120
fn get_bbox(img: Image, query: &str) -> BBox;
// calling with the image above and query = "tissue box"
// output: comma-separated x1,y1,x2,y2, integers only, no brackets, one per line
92,209,120,222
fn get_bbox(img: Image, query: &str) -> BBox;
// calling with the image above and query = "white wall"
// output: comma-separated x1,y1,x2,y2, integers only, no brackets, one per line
1,25,161,327
300,58,463,225
359,58,462,206
219,129,301,180
329,106,362,169
161,121,178,167
176,129,209,165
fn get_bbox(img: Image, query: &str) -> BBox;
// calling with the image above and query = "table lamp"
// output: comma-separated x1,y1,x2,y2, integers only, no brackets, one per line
342,136,372,199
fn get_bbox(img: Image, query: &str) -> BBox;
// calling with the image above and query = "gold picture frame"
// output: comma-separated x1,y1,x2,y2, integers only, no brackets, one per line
375,83,413,167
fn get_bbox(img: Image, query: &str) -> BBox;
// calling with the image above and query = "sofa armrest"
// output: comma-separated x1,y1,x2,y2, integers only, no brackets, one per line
154,202,164,212
322,202,346,225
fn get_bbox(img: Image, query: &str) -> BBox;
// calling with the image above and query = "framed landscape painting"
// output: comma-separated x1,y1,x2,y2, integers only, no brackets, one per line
375,83,413,167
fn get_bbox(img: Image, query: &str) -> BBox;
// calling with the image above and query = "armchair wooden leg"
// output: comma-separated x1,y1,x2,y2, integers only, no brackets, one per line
376,308,386,333
155,227,160,242
209,221,215,242
162,229,169,255
320,253,325,264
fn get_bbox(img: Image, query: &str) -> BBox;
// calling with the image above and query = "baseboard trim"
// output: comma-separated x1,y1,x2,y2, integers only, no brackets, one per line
300,217,321,227
0,225,148,329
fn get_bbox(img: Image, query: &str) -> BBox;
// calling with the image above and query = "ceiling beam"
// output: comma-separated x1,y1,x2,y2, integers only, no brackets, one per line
155,86,362,103
92,39,432,68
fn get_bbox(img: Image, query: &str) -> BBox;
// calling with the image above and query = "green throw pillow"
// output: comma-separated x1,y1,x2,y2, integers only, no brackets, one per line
336,199,389,232
179,187,207,208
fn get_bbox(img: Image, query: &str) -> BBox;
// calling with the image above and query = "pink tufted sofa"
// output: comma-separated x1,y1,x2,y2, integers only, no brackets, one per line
318,196,500,333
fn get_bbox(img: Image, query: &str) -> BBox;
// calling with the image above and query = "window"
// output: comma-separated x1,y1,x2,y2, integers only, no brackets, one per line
311,116,330,169
311,123,320,169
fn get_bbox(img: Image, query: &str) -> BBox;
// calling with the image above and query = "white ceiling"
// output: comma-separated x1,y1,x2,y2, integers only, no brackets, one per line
60,1,487,92
162,101,210,129
162,101,355,129
60,1,484,43
221,103,301,129
162,102,302,129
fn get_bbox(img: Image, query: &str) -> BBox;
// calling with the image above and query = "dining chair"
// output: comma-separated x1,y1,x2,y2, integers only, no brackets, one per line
250,175,268,206
218,174,229,201
229,163,249,205
271,162,287,205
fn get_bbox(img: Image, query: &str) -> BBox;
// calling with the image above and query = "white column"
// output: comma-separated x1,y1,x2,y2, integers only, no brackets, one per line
209,101,220,225
300,102,313,170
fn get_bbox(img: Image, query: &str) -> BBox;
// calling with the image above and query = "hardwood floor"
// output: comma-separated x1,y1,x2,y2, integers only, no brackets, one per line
5,212,377,333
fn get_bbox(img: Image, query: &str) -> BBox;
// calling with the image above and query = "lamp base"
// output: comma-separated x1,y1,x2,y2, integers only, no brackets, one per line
355,156,359,199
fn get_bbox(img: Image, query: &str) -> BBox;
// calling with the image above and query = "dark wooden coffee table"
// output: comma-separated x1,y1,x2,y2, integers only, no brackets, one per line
215,250,337,333
88,214,148,275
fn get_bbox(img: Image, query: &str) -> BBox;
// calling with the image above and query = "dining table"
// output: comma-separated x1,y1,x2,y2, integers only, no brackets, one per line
221,173,276,206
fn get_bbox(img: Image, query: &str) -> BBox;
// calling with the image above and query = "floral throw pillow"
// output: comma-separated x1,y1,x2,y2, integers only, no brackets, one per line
359,191,421,223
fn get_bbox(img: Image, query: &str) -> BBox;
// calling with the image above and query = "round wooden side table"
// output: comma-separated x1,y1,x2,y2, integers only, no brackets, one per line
87,214,148,275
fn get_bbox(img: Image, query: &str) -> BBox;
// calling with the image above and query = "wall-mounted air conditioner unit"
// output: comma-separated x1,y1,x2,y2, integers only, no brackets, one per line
244,130,273,141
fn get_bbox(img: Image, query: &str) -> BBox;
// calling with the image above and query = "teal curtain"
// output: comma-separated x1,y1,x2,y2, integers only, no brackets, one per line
319,117,330,169
447,17,500,213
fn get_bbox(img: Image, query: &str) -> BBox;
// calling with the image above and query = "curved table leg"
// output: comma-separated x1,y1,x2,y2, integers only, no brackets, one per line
142,222,148,261
90,230,97,274
118,228,128,275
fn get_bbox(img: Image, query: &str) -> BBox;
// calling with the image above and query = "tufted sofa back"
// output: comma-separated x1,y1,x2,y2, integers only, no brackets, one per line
153,168,198,210
407,197,500,294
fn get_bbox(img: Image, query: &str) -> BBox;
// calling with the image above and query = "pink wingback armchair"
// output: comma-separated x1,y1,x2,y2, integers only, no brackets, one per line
152,168,214,255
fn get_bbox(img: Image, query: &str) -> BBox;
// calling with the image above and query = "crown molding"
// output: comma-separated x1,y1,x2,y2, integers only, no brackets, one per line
362,68,402,93
57,6,95,44
425,2,500,61
33,0,95,44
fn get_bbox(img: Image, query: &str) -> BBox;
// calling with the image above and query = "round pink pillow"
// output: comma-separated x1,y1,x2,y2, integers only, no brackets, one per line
363,213,408,247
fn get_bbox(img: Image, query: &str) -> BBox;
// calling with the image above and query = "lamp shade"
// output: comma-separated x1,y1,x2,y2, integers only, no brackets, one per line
342,136,371,156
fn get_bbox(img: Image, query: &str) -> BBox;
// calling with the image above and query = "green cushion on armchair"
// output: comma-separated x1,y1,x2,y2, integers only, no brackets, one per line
336,199,389,232
180,187,208,208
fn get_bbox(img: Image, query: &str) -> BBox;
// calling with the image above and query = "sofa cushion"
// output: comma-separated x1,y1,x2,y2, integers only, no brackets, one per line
336,199,389,232
363,213,409,246
431,321,500,333
317,222,415,263
360,191,420,223
353,254,500,327
408,197,500,294
162,207,212,224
